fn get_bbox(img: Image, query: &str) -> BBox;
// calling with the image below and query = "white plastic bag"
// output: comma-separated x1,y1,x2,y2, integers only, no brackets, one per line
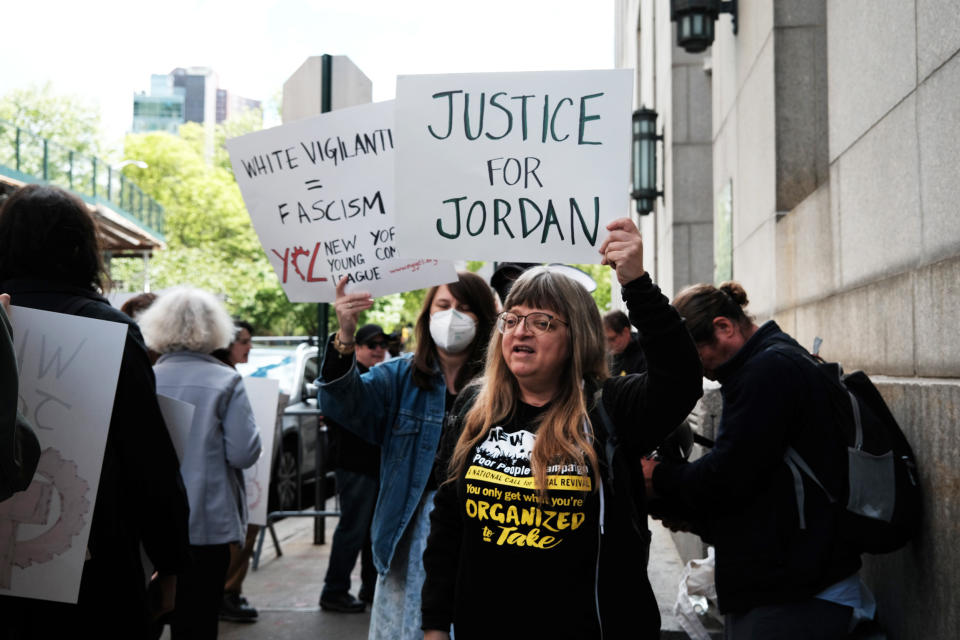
674,546,717,640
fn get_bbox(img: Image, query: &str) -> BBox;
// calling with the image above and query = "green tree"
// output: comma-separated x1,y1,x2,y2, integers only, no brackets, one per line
572,263,613,311
0,82,313,335
113,125,319,335
179,108,265,173
123,129,258,257
0,83,106,157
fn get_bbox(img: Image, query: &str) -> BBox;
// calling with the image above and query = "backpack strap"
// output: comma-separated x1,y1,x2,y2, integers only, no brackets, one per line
765,344,846,529
767,343,864,449
783,446,837,530
847,386,864,451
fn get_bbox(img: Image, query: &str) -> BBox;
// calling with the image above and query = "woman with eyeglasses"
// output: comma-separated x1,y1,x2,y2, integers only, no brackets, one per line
317,271,497,640
420,219,703,640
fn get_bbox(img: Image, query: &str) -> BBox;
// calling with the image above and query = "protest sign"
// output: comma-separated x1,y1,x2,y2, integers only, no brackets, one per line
395,69,633,263
157,394,195,463
1,307,126,603
225,100,457,302
241,377,279,526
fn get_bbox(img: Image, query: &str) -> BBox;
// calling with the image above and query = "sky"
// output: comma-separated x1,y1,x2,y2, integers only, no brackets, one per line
1,0,614,148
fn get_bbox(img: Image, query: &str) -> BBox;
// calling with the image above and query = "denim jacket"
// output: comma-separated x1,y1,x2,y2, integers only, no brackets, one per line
317,352,446,574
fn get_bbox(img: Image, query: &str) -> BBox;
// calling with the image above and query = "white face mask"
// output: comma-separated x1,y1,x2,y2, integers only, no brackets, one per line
429,308,477,354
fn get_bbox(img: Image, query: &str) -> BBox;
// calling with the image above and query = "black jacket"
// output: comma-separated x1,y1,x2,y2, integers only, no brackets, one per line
609,331,647,376
0,279,191,637
326,362,380,477
653,321,861,614
0,303,40,500
421,274,702,639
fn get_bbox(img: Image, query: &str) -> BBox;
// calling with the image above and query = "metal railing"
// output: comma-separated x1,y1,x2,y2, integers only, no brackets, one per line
0,118,165,238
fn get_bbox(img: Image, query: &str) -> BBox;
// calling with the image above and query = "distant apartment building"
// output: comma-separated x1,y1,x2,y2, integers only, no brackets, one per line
132,74,184,133
216,89,262,124
171,66,218,126
132,67,262,135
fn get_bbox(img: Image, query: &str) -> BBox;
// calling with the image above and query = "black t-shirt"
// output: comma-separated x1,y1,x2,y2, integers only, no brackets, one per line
425,390,459,491
451,401,601,639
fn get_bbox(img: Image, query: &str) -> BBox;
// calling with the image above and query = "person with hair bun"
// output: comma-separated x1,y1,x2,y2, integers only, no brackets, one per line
140,287,262,639
643,281,871,639
420,219,702,639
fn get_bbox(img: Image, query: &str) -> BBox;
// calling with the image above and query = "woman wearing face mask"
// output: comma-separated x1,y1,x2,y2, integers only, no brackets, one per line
317,271,497,640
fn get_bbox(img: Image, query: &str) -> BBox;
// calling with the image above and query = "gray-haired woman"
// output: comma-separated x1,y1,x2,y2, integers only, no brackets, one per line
140,287,262,639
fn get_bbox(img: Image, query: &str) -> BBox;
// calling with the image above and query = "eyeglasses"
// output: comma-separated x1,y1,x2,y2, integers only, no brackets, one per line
497,311,568,335
363,341,388,349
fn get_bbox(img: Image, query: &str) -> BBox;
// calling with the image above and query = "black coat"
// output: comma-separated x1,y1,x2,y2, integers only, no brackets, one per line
421,274,702,639
609,331,647,376
653,321,861,614
326,362,380,477
0,279,191,638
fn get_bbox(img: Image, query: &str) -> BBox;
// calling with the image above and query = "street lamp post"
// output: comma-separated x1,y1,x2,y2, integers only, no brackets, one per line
107,160,148,202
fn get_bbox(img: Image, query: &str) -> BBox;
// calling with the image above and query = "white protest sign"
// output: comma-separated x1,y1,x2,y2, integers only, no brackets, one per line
395,69,633,263
157,394,196,463
225,100,457,302
241,377,279,526
1,306,126,604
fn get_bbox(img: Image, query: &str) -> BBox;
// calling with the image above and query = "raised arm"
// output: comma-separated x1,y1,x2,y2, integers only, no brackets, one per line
597,219,702,453
317,275,398,444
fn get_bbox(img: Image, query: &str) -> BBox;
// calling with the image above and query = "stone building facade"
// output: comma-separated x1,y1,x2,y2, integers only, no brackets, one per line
616,1,960,637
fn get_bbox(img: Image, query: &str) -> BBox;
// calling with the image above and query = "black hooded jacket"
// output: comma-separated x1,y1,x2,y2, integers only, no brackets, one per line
0,279,191,637
610,331,647,376
652,321,861,614
421,274,703,639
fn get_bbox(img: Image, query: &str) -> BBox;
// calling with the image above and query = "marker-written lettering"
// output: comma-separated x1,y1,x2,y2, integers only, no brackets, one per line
426,90,604,145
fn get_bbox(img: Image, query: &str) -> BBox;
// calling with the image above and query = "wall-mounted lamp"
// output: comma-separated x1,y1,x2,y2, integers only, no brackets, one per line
670,0,738,54
632,108,663,216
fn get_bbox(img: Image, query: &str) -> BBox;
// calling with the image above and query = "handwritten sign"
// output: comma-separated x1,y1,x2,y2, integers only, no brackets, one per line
225,100,457,302
394,70,632,263
240,377,279,527
1,306,126,603
157,395,195,463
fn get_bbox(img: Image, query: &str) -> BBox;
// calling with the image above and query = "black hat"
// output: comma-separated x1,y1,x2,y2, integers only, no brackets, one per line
355,324,387,346
490,262,539,303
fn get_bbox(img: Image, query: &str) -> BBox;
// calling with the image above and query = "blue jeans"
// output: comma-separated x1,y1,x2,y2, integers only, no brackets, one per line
322,469,378,597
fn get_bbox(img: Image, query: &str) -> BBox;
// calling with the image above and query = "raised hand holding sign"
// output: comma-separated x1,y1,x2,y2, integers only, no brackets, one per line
226,101,456,303
395,69,632,264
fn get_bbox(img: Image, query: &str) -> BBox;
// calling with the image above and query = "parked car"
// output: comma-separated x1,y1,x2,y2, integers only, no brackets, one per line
237,340,333,512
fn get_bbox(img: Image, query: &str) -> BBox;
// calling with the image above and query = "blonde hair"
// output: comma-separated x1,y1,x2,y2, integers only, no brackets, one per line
139,286,234,355
447,267,609,499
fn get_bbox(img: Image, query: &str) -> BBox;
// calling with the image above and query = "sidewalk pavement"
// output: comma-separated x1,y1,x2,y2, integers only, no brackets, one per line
163,501,721,639
650,523,724,639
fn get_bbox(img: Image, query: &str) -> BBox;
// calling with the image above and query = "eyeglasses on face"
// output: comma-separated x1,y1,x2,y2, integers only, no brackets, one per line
363,341,388,349
496,311,568,335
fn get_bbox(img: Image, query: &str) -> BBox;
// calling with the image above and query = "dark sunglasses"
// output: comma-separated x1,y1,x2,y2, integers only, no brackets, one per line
363,340,388,349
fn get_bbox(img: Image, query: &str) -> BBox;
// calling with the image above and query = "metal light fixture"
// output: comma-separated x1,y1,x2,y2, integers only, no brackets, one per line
670,0,738,53
632,108,663,216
